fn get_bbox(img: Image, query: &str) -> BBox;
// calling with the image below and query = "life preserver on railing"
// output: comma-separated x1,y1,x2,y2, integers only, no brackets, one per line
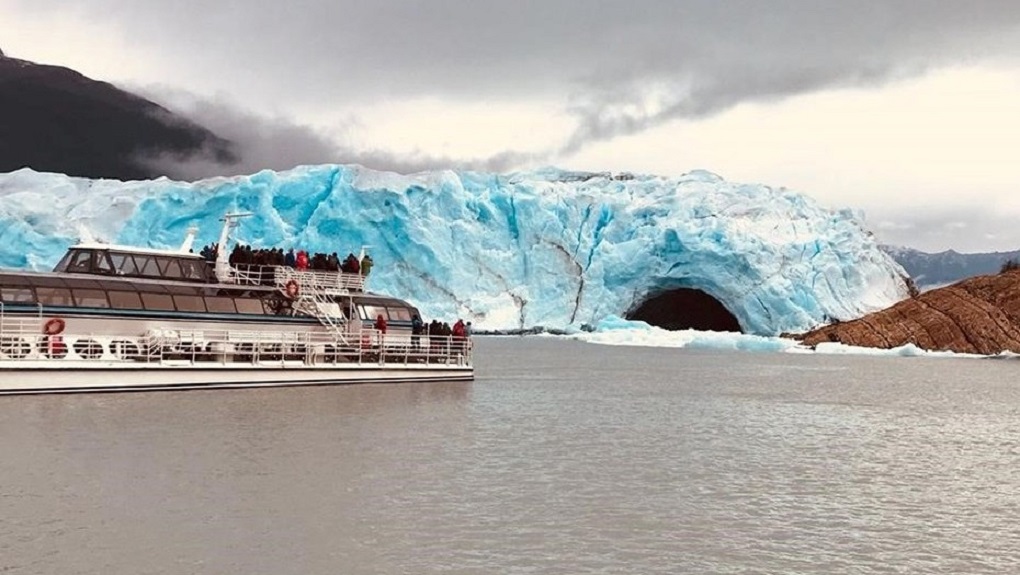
43,317,66,335
285,279,300,299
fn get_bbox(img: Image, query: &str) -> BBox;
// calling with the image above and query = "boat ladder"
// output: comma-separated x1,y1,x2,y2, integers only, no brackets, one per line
274,268,354,345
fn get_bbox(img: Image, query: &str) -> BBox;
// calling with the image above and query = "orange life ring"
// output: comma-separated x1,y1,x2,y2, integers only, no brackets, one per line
285,279,300,298
43,318,65,335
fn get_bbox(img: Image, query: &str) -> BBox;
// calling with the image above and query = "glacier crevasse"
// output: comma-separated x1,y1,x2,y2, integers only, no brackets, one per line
0,165,909,335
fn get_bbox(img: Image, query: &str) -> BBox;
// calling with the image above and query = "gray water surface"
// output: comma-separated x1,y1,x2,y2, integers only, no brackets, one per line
3,337,1020,574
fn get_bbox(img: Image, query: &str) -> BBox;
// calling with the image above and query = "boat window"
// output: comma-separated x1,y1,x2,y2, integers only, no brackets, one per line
388,307,411,321
136,257,160,277
0,287,35,303
65,250,93,273
93,252,115,275
172,295,206,312
360,304,388,320
158,258,184,279
205,297,237,313
35,287,74,306
234,298,265,314
180,260,209,280
72,289,110,308
140,292,175,311
53,251,73,273
109,253,141,276
108,291,143,309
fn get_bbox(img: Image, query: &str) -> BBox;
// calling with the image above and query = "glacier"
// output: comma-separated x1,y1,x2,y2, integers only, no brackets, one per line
0,165,909,335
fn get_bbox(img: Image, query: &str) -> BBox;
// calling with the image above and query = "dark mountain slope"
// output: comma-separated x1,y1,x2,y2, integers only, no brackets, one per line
881,245,1020,290
0,54,235,180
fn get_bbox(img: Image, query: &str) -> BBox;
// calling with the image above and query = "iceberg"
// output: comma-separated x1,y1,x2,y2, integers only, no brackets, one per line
569,317,986,359
0,165,909,335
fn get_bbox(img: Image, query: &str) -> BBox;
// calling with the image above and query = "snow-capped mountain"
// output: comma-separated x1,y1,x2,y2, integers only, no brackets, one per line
881,245,1020,290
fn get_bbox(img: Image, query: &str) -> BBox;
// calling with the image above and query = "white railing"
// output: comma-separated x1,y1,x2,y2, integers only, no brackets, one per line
226,264,365,292
0,302,43,338
0,311,472,368
275,266,365,293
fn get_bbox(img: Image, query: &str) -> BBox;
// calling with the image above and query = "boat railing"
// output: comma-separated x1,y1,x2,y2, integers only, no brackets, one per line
225,264,365,292
274,266,365,293
0,306,472,368
0,302,43,338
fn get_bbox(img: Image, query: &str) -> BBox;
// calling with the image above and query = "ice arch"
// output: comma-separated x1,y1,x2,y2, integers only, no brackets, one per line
626,288,742,333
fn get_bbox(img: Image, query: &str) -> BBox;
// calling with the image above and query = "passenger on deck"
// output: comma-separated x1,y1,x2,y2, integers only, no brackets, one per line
361,254,373,277
342,253,360,275
411,314,424,349
200,244,217,262
296,250,309,270
452,319,466,353
374,314,387,334
428,319,440,352
309,252,325,270
285,248,295,268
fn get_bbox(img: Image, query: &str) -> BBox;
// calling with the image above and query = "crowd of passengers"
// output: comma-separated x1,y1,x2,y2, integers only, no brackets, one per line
388,314,472,352
199,244,374,276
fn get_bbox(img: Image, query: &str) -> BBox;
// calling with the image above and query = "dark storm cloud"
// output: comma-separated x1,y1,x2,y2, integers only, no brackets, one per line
14,0,1020,157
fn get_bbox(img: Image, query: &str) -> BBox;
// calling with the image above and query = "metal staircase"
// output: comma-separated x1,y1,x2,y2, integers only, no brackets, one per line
273,267,359,345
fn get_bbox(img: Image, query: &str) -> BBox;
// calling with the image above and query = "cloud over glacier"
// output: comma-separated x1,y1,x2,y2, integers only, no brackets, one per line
0,165,909,335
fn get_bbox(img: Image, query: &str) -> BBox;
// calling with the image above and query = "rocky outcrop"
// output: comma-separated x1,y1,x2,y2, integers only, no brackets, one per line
799,269,1020,354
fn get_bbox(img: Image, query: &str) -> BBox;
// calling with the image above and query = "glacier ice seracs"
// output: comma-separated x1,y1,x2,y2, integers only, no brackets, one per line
0,165,910,335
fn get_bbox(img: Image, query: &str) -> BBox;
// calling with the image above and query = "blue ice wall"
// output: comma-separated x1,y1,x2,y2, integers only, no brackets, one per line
0,165,909,334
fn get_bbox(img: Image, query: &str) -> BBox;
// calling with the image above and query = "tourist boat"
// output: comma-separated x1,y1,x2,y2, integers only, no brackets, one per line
0,214,473,393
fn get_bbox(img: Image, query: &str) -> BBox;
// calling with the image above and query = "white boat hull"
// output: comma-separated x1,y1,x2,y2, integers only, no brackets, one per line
0,361,472,394
0,259,475,394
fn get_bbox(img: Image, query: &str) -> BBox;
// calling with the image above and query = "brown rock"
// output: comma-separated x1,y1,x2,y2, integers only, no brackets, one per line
798,269,1020,354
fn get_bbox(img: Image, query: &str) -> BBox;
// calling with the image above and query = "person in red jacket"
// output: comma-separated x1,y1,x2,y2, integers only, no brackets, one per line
374,314,387,334
452,319,466,353
296,250,309,270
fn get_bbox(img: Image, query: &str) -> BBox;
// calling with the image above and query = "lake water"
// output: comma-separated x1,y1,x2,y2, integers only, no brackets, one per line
3,337,1020,574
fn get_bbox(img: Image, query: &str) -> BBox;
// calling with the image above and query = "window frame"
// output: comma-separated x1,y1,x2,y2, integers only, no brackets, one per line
108,290,144,310
172,294,206,312
140,292,175,311
204,297,237,314
72,289,110,308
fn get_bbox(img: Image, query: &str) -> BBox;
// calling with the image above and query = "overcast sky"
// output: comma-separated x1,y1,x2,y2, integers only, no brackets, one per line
3,0,1020,252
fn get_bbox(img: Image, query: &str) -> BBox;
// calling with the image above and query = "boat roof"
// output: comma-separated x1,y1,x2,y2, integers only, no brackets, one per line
71,242,204,259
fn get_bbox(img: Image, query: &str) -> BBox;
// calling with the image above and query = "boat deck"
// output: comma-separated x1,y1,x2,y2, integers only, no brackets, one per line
0,304,473,393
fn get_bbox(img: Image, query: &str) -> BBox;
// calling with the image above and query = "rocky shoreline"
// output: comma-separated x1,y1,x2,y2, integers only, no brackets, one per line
799,269,1020,355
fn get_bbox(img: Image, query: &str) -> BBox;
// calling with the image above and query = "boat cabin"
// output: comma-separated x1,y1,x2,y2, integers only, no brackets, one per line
53,246,214,283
